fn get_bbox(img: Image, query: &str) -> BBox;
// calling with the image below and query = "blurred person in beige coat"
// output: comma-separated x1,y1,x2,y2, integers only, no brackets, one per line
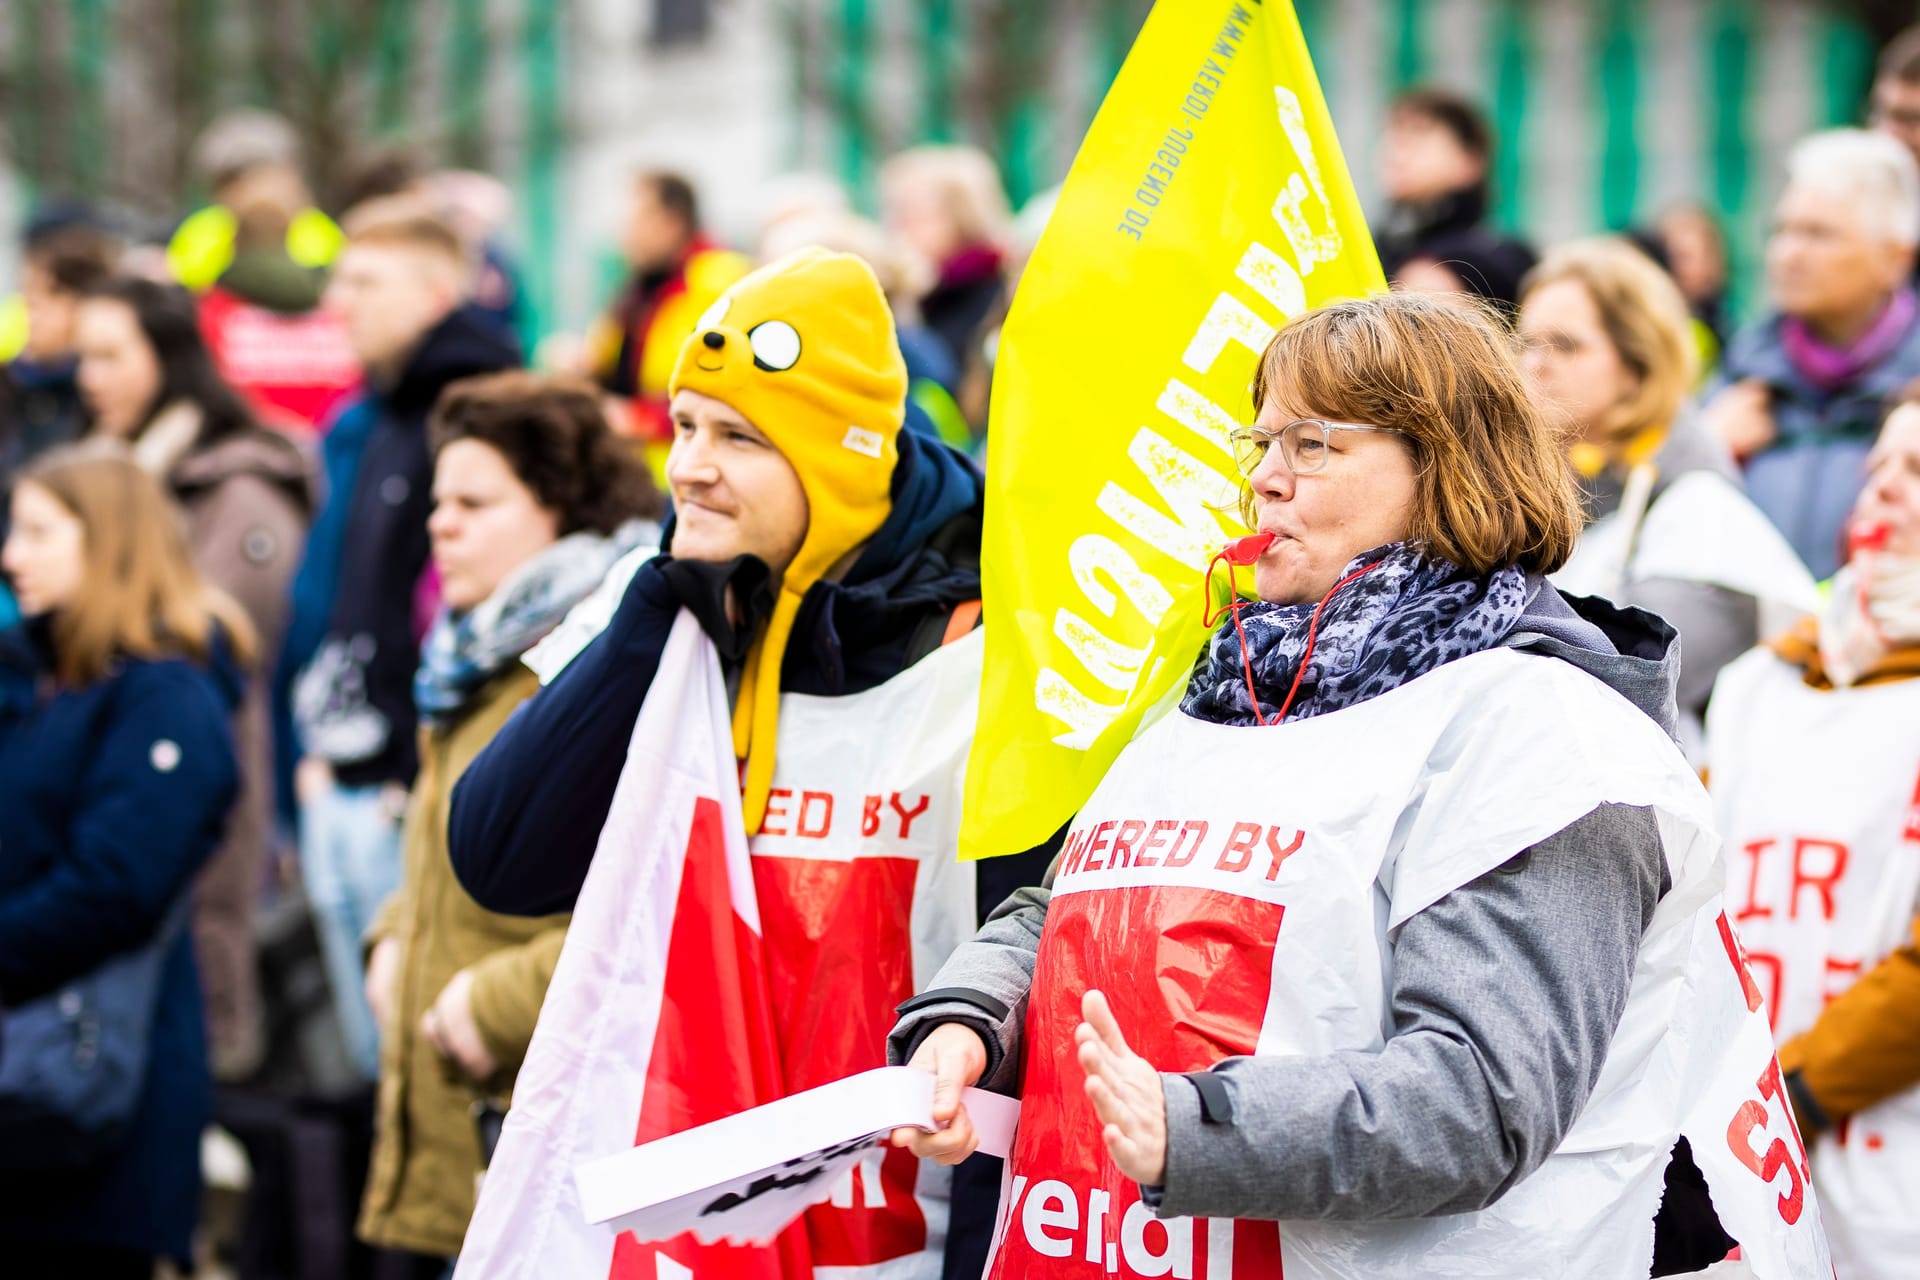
356,373,659,1264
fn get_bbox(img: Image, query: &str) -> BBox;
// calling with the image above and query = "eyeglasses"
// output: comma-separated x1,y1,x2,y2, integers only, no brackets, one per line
1226,418,1407,477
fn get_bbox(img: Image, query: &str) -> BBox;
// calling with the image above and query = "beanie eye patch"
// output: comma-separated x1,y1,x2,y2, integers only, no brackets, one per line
696,295,731,330
748,320,802,372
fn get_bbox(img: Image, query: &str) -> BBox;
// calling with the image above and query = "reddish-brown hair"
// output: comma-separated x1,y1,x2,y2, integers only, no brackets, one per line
1250,291,1582,576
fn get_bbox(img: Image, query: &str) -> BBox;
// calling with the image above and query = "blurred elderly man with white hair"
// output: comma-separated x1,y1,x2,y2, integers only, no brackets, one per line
1701,128,1920,579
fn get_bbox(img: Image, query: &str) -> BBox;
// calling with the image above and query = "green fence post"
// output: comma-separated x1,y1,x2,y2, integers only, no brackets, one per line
1707,0,1756,326
522,0,563,348
71,0,109,197
1819,13,1877,128
1597,0,1640,230
920,0,954,143
1391,0,1425,90
374,0,414,137
834,0,871,199
1491,0,1533,237
447,0,489,169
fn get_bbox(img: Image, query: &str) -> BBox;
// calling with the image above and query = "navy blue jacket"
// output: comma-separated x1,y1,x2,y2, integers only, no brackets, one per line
275,305,520,804
0,623,241,1262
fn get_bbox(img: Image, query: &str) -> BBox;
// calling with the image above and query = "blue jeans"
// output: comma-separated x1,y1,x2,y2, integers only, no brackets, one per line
299,780,404,1080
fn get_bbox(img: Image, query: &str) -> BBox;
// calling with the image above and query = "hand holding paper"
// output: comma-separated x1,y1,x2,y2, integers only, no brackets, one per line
573,1067,1018,1249
889,1022,990,1164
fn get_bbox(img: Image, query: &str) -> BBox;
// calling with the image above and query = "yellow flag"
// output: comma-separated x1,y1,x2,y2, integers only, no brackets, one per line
961,0,1386,860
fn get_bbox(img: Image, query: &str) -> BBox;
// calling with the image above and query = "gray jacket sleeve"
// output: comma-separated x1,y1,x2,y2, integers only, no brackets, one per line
1154,801,1667,1221
888,884,1050,1093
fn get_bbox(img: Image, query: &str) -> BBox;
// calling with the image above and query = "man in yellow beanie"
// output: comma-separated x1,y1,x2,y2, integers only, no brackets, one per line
448,247,1053,1280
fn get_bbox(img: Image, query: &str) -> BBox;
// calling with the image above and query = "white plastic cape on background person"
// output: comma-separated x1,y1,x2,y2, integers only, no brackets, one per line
1552,468,1822,638
1707,646,1920,1275
959,0,1387,862
457,610,985,1280
982,647,1833,1279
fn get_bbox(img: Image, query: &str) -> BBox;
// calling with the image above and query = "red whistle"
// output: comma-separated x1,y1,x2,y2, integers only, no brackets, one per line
1850,523,1892,554
1220,531,1276,566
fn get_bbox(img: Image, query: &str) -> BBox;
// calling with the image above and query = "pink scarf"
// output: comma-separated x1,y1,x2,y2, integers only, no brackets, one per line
1781,287,1918,393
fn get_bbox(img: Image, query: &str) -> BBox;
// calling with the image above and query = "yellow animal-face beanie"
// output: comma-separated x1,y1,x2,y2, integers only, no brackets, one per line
669,246,908,833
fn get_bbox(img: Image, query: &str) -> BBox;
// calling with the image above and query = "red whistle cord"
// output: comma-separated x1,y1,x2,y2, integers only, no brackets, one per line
1203,538,1382,727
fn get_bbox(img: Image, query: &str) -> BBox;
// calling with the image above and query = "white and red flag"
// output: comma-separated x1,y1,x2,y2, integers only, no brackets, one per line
456,611,813,1280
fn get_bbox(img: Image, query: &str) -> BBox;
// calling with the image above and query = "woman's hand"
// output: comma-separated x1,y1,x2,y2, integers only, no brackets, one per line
890,1022,989,1164
1077,989,1168,1186
421,968,499,1082
1703,377,1777,462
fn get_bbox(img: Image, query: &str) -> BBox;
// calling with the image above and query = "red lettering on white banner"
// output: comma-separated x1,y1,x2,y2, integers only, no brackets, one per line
1723,1056,1813,1228
796,791,833,839
1216,822,1260,874
888,793,931,838
1716,911,1765,1015
1787,838,1848,922
749,786,935,846
1736,839,1776,923
1057,817,1308,885
1262,828,1304,881
1821,956,1863,1007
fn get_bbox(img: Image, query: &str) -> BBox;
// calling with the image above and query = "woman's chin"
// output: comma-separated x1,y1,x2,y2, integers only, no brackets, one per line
1254,565,1317,607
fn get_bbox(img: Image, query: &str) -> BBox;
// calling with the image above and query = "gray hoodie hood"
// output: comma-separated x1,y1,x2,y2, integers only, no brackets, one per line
1504,577,1683,741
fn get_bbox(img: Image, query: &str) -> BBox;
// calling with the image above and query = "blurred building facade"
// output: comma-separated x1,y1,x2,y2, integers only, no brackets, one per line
0,0,1899,337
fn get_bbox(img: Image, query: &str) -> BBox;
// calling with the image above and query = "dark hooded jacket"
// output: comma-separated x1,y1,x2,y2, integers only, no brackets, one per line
0,623,243,1264
3,356,86,472
278,305,520,794
1374,184,1537,308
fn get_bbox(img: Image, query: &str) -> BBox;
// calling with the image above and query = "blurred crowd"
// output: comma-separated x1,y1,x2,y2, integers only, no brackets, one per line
2,19,1920,1280
0,95,1038,1280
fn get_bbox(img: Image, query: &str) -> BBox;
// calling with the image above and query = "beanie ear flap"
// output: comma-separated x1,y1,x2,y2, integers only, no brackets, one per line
736,593,802,834
731,640,761,763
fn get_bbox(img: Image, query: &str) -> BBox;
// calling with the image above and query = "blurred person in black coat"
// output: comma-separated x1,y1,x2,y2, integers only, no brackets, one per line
1374,88,1536,309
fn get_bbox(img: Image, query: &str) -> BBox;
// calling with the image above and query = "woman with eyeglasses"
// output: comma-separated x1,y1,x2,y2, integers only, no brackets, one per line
887,293,1828,1278
1519,237,1819,757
